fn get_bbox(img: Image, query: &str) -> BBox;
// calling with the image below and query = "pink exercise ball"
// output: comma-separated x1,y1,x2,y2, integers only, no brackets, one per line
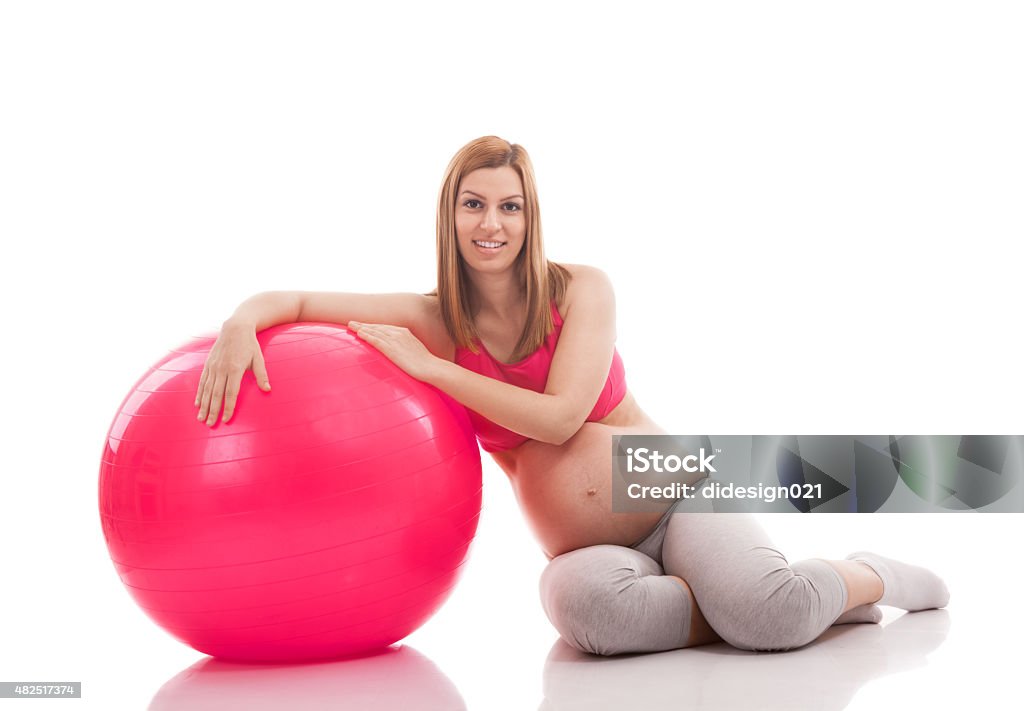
98,322,482,662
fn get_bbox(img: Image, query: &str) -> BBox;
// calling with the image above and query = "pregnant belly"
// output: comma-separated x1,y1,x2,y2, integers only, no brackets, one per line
490,393,674,560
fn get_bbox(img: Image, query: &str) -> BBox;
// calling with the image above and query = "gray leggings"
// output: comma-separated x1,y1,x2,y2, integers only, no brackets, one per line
539,497,848,655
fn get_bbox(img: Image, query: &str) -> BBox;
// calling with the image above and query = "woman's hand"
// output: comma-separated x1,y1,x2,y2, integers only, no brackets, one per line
194,321,272,426
347,321,440,382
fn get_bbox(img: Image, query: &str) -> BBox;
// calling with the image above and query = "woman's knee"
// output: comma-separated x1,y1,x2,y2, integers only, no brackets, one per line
540,545,658,626
712,596,817,651
539,545,680,656
712,561,843,652
722,618,820,652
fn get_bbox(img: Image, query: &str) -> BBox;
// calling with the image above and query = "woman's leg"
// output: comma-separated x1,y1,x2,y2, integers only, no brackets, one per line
842,551,950,611
539,537,891,655
663,574,880,643
539,544,705,655
825,559,884,613
661,513,850,652
661,514,949,652
663,575,725,646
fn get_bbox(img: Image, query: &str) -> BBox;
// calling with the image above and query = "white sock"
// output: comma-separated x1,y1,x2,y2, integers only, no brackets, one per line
833,604,883,625
845,551,950,611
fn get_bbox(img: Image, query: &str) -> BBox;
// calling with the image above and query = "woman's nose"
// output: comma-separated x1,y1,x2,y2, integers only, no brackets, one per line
480,207,501,232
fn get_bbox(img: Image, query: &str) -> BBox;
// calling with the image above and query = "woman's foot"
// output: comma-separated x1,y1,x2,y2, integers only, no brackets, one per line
845,552,950,611
834,604,883,625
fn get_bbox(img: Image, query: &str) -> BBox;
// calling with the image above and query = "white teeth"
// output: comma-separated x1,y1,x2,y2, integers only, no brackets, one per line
475,241,504,248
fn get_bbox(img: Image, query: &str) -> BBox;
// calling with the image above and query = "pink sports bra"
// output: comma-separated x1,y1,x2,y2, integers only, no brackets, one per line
454,299,627,453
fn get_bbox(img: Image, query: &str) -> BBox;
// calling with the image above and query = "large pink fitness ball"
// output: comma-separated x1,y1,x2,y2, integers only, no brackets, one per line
98,322,482,662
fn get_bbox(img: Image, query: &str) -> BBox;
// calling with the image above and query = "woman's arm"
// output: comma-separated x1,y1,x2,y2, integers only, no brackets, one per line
225,290,451,356
199,290,449,426
222,291,303,330
423,265,618,445
427,363,578,445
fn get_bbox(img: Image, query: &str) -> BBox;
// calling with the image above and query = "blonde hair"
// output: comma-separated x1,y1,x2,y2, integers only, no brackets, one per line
429,136,571,363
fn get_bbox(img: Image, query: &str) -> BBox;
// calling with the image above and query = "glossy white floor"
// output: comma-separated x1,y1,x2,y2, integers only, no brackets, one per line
2,453,1019,710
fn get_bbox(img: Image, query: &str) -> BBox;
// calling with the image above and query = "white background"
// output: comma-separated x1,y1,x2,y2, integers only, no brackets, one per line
1,1,1021,709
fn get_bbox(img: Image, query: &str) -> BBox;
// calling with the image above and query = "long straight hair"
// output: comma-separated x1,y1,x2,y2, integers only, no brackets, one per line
429,136,571,363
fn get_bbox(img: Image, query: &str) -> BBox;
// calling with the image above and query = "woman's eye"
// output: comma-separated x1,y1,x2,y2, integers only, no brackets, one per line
464,199,481,209
503,203,522,212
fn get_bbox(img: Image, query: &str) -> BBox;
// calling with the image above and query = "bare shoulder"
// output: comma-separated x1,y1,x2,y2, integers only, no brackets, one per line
559,263,615,313
411,293,457,362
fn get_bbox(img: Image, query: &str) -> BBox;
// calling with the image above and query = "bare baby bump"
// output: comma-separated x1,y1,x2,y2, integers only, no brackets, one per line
497,413,672,560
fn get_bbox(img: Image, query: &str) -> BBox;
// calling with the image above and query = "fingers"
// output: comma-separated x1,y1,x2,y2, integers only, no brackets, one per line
194,365,209,408
252,350,271,391
353,327,382,342
349,321,399,331
196,367,214,422
222,370,244,423
193,328,272,427
204,372,227,426
348,321,399,341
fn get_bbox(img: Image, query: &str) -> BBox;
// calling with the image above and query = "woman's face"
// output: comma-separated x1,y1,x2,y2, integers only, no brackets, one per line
454,166,526,274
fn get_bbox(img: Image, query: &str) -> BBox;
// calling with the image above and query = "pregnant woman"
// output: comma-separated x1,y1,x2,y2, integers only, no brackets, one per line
194,136,950,655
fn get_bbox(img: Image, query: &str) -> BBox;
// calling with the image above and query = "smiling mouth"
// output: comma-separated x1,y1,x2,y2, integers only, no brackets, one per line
473,240,507,248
